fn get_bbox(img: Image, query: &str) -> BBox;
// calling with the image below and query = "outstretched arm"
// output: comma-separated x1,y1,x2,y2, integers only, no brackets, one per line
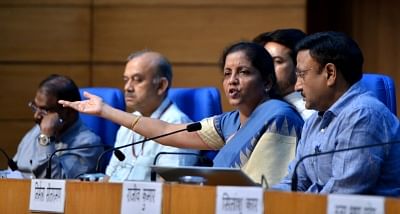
59,91,210,149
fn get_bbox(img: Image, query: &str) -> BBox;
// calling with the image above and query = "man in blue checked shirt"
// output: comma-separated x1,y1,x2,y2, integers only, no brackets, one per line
273,31,400,196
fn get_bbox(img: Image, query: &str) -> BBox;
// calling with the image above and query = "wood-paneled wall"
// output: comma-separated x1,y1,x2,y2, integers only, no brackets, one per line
0,0,306,168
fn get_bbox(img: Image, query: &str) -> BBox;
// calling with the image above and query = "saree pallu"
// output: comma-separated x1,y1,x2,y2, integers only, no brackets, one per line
212,99,304,184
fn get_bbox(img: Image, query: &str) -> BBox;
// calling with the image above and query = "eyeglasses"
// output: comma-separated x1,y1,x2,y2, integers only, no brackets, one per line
28,101,58,115
295,69,311,79
296,65,326,80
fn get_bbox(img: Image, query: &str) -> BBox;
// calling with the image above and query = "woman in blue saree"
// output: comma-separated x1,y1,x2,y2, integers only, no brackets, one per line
60,42,304,186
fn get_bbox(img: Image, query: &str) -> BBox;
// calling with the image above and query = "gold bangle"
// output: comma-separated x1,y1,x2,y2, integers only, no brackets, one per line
130,116,142,131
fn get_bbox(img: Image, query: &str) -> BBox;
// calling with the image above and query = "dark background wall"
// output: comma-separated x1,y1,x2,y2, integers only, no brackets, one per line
307,0,400,114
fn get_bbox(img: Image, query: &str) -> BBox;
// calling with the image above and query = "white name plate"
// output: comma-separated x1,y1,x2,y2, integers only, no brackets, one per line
327,194,384,214
120,181,163,214
29,179,66,213
216,186,264,214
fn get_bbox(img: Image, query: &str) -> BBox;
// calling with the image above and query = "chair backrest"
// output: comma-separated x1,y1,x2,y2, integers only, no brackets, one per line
79,87,126,147
168,87,223,163
79,87,222,166
361,73,397,115
168,87,223,122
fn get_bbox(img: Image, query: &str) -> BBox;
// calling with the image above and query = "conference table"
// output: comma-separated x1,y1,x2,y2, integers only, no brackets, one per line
0,179,399,213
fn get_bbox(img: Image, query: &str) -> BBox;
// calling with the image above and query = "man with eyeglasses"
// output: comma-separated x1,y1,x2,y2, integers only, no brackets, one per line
13,74,102,179
273,32,400,196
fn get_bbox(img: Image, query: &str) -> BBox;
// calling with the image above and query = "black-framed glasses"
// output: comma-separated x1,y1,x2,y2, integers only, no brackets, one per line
28,101,58,115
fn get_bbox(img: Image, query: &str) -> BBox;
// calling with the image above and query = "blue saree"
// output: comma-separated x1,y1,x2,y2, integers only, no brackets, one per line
212,99,304,168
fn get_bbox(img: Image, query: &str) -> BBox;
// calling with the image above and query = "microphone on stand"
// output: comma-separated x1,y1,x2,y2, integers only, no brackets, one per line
95,142,140,172
291,141,400,192
95,122,203,172
45,144,111,179
0,148,18,171
150,151,213,181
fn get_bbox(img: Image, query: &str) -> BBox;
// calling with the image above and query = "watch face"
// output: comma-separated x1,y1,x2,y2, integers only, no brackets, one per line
38,134,51,146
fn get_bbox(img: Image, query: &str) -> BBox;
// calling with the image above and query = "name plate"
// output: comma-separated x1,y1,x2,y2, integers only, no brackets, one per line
120,181,163,214
216,186,264,214
327,194,384,214
29,179,66,213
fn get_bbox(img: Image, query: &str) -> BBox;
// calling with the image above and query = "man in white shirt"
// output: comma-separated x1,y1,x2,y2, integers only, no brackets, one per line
104,51,198,182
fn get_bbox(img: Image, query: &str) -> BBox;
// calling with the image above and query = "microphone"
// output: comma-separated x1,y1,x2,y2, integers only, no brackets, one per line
291,141,400,192
0,148,18,171
95,122,202,172
95,145,134,172
45,144,111,179
113,149,126,161
150,151,213,181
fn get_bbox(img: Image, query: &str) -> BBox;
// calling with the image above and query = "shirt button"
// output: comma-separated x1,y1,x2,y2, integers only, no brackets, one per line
320,128,325,133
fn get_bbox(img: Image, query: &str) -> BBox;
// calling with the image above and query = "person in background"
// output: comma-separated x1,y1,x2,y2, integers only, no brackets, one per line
253,28,314,119
13,74,102,179
104,50,199,182
59,42,304,186
273,31,400,196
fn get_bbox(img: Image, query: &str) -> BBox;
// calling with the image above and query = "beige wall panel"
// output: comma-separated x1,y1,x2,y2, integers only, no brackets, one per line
0,65,90,119
92,64,125,88
0,121,33,169
173,65,222,88
93,64,233,111
94,0,305,6
0,0,89,5
92,64,224,88
93,7,305,62
0,8,90,61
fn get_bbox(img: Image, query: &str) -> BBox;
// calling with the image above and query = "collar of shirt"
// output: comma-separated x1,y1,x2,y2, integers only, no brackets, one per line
133,97,173,119
317,80,369,130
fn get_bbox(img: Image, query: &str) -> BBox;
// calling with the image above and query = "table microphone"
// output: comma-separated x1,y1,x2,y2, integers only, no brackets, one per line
95,122,202,172
291,140,400,192
45,144,112,179
150,151,213,181
0,148,18,171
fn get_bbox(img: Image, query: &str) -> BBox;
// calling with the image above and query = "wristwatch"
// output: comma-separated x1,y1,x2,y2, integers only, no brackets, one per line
38,134,56,146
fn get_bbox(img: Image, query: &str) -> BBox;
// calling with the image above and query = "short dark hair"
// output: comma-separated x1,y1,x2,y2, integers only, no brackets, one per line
39,74,81,102
295,31,363,85
220,41,279,98
253,28,306,65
